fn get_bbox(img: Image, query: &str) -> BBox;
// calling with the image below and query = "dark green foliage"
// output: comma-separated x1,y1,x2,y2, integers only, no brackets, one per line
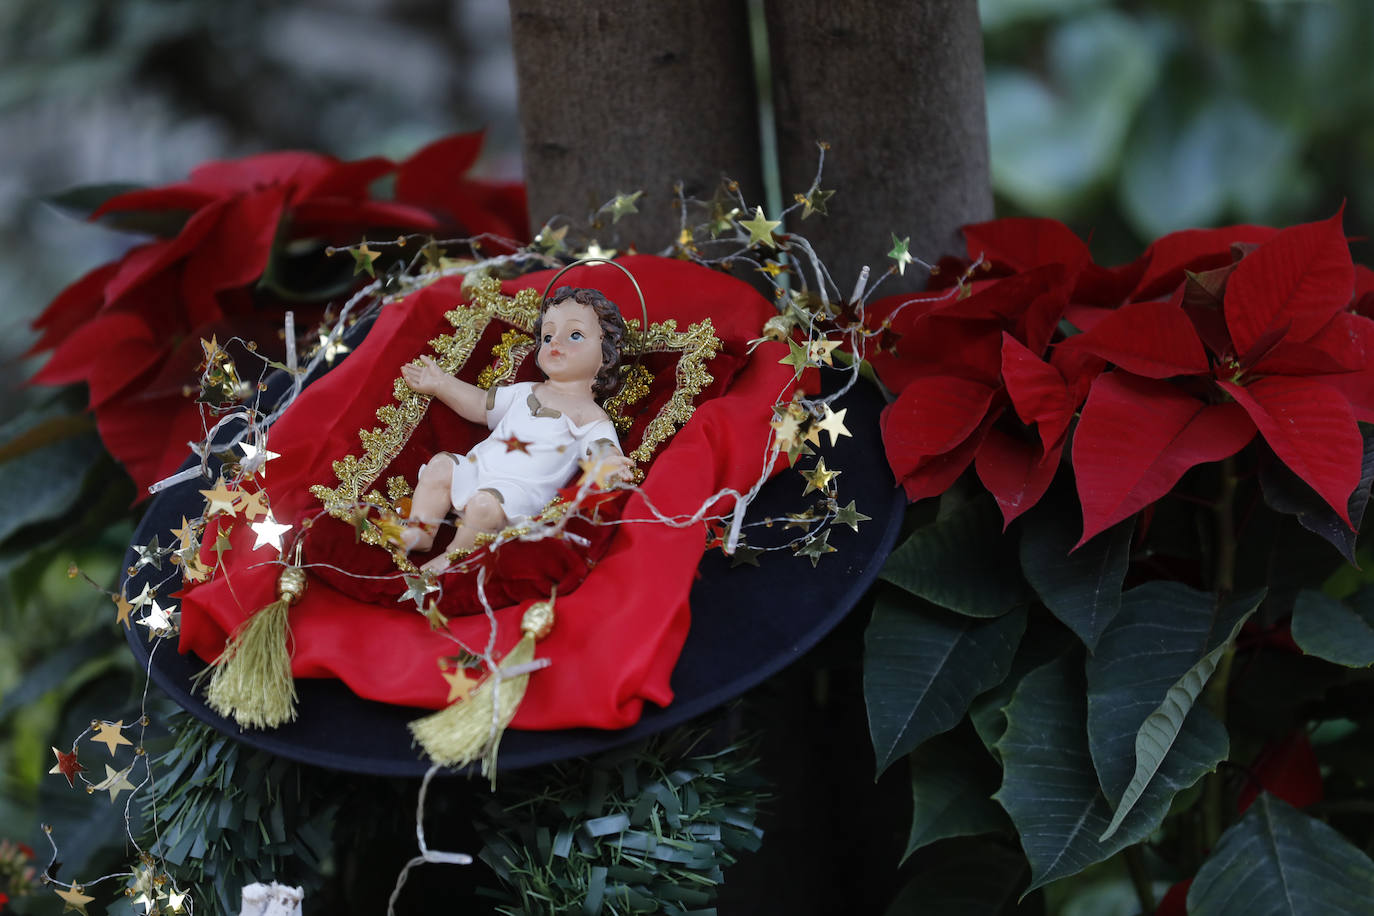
885,837,1034,916
1188,794,1374,916
140,716,340,915
880,496,1030,618
474,733,767,916
1291,587,1374,668
864,593,1025,775
902,725,1009,861
865,442,1374,912
1019,490,1131,652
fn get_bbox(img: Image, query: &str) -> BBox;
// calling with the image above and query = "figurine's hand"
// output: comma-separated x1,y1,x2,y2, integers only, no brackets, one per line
602,455,635,482
594,454,636,486
579,451,635,489
401,355,448,396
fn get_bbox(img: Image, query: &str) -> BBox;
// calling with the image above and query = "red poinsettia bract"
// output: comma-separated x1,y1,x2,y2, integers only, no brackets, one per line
1069,210,1370,542
30,132,527,493
871,219,1105,526
874,210,1373,544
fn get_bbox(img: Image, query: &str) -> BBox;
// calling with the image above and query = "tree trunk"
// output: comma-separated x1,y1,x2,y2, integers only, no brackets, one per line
509,0,764,253
766,0,993,292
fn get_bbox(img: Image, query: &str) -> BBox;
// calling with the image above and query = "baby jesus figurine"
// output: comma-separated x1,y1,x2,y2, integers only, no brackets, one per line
398,286,636,570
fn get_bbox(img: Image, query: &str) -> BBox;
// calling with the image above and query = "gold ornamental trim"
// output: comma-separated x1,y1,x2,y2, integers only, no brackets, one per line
310,275,722,566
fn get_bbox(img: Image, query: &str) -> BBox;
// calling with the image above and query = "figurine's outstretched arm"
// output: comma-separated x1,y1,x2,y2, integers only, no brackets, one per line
400,355,488,424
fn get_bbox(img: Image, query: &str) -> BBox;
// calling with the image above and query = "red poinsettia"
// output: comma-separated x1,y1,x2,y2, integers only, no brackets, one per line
870,219,1099,524
29,132,527,494
1069,210,1371,542
874,210,1373,543
1236,730,1324,813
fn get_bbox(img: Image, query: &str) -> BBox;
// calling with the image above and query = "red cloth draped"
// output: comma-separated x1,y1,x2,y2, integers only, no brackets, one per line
177,256,798,730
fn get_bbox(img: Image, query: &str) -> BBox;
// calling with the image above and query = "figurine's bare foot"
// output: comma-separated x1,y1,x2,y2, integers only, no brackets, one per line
398,520,437,554
418,527,463,573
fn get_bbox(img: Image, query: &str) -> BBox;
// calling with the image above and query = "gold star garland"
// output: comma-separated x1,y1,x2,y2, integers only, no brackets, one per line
42,144,933,907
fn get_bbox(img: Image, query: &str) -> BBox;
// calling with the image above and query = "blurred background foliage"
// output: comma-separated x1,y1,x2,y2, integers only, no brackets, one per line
1,0,1372,912
981,0,1374,265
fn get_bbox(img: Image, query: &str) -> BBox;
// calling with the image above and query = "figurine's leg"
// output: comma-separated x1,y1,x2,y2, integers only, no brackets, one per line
421,490,507,572
402,455,456,552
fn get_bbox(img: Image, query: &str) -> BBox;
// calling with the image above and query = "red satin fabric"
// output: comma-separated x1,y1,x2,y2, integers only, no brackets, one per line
178,256,799,730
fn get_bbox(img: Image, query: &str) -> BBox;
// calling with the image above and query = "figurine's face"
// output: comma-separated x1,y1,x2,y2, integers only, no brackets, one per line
536,299,604,384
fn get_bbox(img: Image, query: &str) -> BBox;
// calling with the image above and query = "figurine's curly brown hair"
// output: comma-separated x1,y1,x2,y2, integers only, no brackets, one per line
537,286,627,400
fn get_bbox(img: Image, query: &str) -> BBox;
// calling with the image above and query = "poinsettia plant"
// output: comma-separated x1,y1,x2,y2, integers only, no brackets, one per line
28,131,526,493
863,210,1374,913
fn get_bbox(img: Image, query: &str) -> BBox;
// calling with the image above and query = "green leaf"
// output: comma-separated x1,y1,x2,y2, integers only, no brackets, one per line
884,837,1030,915
1188,794,1374,916
1290,588,1374,668
1096,589,1259,841
1020,497,1131,652
987,11,1162,213
0,630,112,722
1258,426,1374,565
1120,94,1299,239
44,181,192,237
904,727,1009,861
881,496,1030,618
969,625,1077,758
1086,583,1261,804
0,409,103,545
994,653,1213,893
257,237,361,303
865,593,1026,775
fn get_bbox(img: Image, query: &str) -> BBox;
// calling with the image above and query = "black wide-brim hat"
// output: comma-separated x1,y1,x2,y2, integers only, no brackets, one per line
122,262,902,777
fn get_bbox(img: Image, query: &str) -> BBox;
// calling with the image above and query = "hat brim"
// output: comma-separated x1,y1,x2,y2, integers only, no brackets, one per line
124,354,901,777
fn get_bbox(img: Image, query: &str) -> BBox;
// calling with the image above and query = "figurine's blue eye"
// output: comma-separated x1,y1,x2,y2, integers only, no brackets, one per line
570,331,584,341
542,334,552,343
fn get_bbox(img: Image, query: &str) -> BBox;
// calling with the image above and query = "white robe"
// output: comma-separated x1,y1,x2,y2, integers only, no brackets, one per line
440,381,620,521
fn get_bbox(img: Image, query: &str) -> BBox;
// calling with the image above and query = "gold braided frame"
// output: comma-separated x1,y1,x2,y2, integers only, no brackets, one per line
310,275,721,556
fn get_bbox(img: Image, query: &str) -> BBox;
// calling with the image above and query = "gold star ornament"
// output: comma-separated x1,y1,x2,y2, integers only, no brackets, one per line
606,190,643,223
796,529,838,567
239,440,281,477
578,455,626,490
801,458,840,496
55,885,96,915
424,599,450,632
113,592,134,628
199,477,239,516
532,223,569,256
729,544,764,567
575,240,617,260
95,763,136,802
138,599,174,637
798,187,835,219
317,331,351,364
814,406,852,446
91,720,133,756
888,234,915,275
351,241,381,277
807,338,842,367
239,489,270,521
249,515,292,552
739,206,781,248
442,666,478,703
835,499,872,532
777,338,812,379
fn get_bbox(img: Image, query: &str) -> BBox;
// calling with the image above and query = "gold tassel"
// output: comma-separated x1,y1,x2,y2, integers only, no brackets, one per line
203,547,306,729
409,591,556,781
